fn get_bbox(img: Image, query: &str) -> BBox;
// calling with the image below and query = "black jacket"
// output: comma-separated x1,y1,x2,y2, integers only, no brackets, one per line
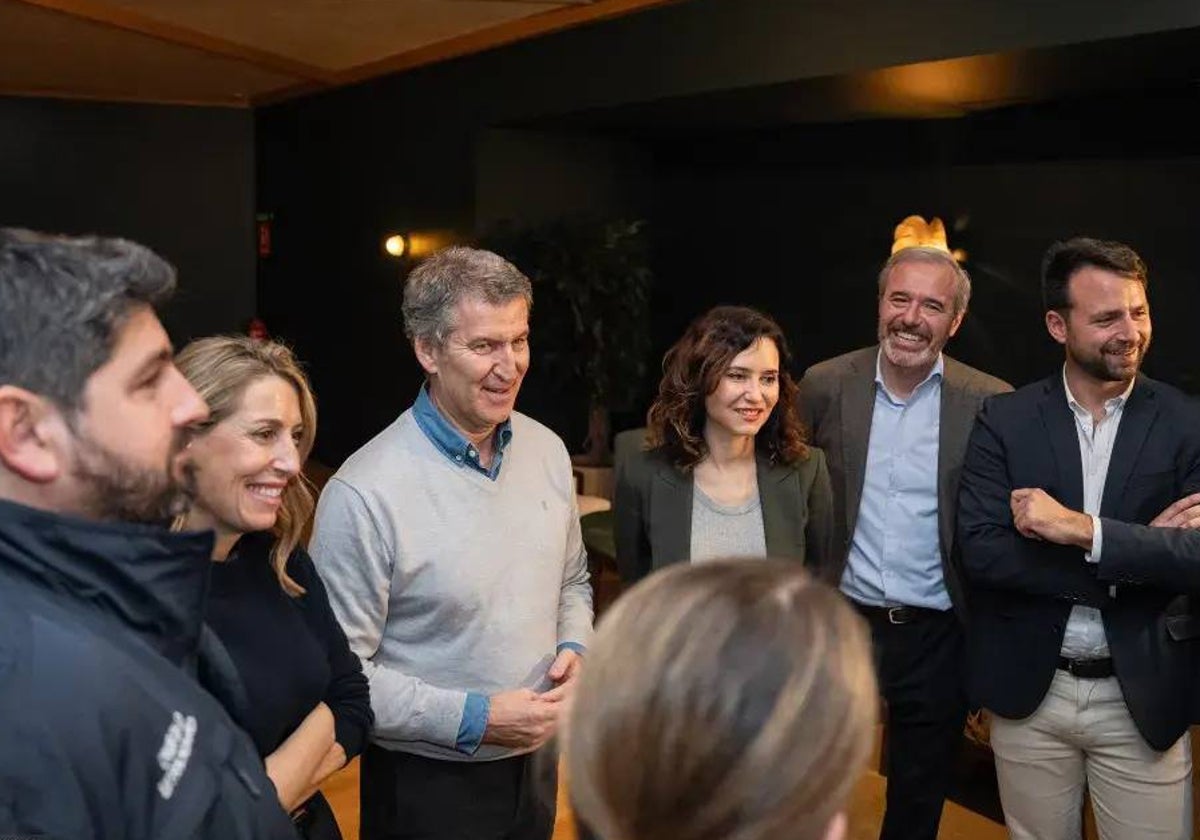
0,499,297,839
958,374,1200,751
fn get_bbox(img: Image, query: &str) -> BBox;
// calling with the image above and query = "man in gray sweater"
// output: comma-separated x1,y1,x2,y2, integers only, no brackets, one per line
312,246,593,840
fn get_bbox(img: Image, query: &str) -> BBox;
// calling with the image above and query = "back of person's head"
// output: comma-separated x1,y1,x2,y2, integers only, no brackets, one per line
566,559,877,840
0,227,176,411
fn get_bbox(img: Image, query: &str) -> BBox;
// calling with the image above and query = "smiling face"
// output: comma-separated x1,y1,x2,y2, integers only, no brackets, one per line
415,295,530,439
1047,266,1151,385
704,337,781,442
877,259,965,376
184,375,303,539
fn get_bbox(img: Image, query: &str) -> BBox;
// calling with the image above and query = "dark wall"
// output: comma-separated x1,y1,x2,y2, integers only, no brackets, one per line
256,0,1200,465
648,94,1200,418
0,96,256,342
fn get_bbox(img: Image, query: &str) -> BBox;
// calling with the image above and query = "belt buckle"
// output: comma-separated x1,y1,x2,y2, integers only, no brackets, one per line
886,606,907,625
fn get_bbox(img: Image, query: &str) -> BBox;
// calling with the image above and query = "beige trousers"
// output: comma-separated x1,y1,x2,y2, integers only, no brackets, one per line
990,670,1192,840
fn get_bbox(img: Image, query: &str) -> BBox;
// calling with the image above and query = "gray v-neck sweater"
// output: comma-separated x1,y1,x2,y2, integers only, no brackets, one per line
311,409,592,762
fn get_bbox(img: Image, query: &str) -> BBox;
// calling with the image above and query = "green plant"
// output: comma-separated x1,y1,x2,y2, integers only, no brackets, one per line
483,215,653,462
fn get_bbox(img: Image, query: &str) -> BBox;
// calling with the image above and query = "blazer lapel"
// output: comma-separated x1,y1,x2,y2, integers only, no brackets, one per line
840,354,876,538
1037,377,1085,512
937,370,976,559
758,457,795,557
651,461,693,569
1101,378,1157,517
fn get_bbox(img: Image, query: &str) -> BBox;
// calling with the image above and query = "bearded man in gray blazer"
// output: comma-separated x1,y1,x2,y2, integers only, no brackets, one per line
797,246,1010,840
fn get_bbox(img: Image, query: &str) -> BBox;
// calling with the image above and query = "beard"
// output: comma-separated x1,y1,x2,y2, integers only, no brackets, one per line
70,428,193,525
1069,335,1149,383
878,319,944,371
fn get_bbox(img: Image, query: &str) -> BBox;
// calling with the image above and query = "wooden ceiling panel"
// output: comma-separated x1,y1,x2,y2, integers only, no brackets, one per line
0,0,301,105
0,0,678,105
106,0,582,71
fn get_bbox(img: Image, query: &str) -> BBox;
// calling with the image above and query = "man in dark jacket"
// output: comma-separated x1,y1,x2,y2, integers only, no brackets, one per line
0,228,296,839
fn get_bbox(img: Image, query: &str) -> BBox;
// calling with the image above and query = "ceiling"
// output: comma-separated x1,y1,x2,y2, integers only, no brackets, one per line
516,26,1200,134
0,0,677,107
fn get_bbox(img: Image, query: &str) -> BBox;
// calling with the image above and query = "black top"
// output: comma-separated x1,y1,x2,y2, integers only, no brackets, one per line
0,499,297,840
206,531,372,759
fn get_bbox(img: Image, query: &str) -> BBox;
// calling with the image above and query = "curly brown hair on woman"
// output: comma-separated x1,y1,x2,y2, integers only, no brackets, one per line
646,305,809,470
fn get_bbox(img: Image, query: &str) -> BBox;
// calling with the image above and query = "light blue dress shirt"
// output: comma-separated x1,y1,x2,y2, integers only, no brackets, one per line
841,352,951,611
411,383,584,752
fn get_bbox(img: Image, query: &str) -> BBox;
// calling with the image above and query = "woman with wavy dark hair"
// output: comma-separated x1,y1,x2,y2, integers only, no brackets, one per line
614,305,834,583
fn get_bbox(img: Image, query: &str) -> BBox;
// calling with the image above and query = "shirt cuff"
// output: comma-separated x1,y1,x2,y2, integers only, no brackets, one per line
1085,515,1102,563
557,642,586,656
454,692,490,755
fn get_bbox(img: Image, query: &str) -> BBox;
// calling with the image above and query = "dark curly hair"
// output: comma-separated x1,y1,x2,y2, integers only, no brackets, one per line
647,306,809,470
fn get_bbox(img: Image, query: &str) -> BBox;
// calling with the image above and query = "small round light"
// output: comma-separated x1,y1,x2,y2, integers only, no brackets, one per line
384,234,406,257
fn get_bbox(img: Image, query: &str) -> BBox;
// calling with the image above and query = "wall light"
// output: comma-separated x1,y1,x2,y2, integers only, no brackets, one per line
891,215,967,263
383,234,407,258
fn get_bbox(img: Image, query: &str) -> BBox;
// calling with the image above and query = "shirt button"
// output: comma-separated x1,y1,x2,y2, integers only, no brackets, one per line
454,454,463,462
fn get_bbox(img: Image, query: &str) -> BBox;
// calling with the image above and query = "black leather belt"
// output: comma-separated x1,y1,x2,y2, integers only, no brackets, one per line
853,603,944,625
1057,656,1114,679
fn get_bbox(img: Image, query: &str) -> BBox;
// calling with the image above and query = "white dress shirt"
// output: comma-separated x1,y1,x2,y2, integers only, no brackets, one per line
1059,368,1136,659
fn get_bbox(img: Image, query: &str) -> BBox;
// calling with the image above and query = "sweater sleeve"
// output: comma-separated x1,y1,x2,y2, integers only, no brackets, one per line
311,477,470,749
288,548,374,760
558,460,594,649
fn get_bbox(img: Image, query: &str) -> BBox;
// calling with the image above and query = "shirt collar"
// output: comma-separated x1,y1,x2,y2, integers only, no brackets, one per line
874,349,944,403
1061,366,1135,418
412,383,513,469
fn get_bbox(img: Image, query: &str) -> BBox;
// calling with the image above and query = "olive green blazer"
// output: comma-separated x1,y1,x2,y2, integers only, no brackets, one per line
613,442,835,584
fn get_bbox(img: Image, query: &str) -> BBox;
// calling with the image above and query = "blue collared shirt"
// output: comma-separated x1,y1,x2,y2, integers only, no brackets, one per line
412,384,513,480
410,383,585,752
841,352,951,611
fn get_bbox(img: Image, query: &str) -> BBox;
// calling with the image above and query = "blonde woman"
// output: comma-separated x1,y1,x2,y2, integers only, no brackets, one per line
566,559,877,840
176,336,372,839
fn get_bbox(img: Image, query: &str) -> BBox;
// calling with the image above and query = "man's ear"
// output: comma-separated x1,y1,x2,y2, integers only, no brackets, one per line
0,386,67,483
948,308,966,339
413,337,440,377
1045,309,1068,346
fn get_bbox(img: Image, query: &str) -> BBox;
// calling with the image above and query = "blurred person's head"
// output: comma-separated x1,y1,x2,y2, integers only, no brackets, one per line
0,228,207,522
175,336,316,594
566,559,877,840
403,246,533,440
647,306,809,470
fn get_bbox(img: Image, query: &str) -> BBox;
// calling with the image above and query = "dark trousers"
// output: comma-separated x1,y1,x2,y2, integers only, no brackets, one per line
856,604,968,840
360,744,557,840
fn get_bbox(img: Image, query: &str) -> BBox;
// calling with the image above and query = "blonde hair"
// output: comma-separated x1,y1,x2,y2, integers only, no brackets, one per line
175,336,317,597
566,560,877,840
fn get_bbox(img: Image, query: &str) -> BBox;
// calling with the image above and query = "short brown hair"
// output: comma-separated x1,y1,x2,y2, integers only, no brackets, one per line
646,306,808,470
175,336,318,597
566,559,877,840
1041,237,1148,312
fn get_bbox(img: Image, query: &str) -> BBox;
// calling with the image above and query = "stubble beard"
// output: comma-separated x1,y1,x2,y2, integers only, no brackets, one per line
1070,336,1148,384
70,429,194,525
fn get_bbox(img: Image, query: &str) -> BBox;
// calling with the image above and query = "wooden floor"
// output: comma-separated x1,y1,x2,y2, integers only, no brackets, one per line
318,754,1007,840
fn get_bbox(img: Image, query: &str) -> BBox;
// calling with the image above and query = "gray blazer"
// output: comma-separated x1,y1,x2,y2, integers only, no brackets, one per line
613,440,835,584
797,345,1011,618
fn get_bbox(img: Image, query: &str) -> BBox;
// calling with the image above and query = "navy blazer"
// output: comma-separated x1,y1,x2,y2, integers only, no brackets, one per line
614,445,835,584
958,373,1200,750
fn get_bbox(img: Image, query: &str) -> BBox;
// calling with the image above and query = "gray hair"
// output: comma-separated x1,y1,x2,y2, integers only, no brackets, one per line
0,228,176,411
878,246,972,316
401,246,532,346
